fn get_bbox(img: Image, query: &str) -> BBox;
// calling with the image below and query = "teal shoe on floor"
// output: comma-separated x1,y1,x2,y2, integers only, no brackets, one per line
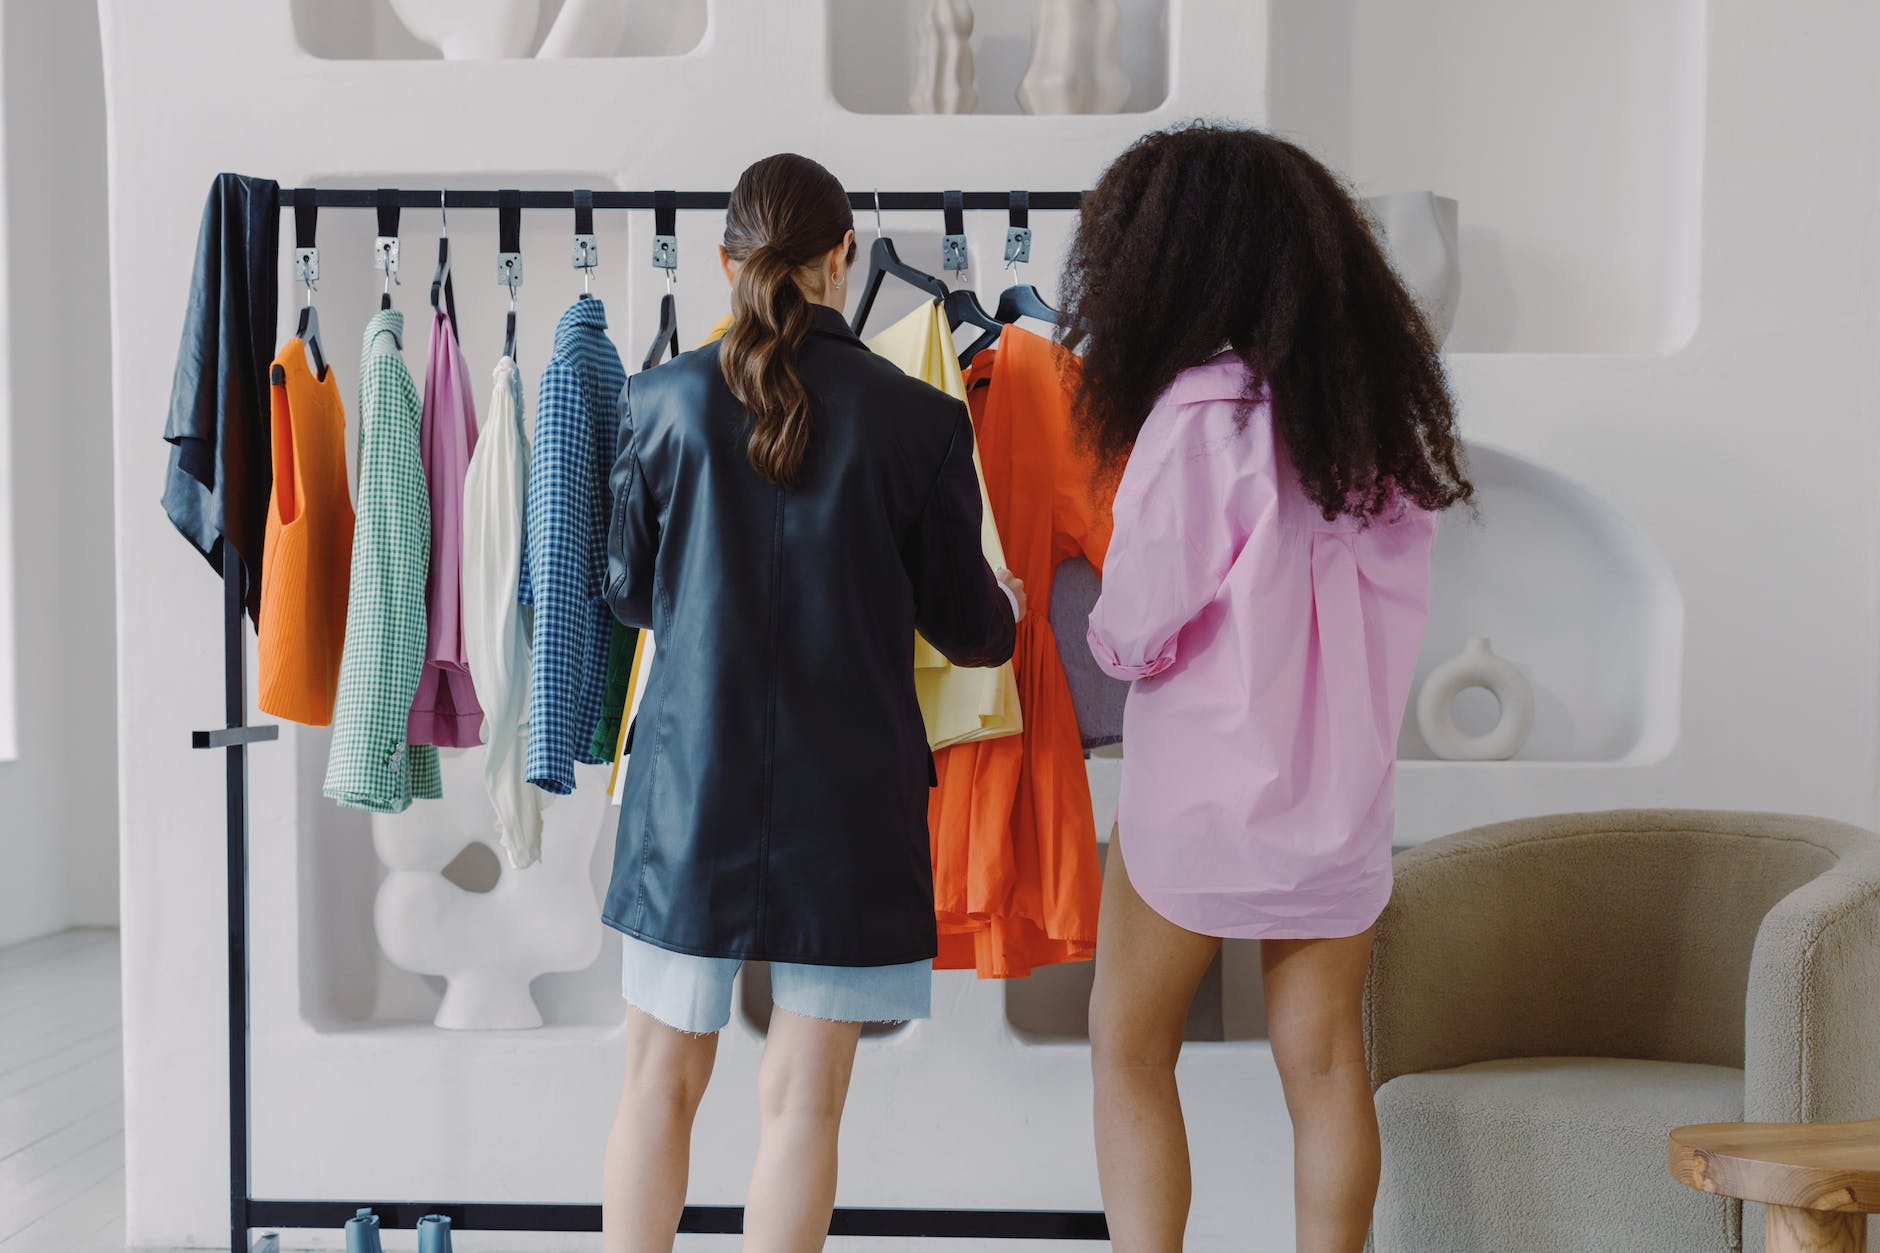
344,1207,381,1253
417,1213,453,1252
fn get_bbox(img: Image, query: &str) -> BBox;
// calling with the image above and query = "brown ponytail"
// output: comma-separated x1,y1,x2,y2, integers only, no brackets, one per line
720,154,855,488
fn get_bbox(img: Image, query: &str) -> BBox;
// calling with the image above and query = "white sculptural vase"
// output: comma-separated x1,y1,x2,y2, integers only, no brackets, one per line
1416,637,1535,762
1363,191,1461,347
372,749,604,1029
386,0,542,59
537,0,632,59
1018,0,1131,116
910,0,978,114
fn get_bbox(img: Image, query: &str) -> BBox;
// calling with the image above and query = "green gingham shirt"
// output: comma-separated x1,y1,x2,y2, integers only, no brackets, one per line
324,310,441,811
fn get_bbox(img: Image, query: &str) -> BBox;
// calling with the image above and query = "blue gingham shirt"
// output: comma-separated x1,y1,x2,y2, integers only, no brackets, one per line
522,298,627,793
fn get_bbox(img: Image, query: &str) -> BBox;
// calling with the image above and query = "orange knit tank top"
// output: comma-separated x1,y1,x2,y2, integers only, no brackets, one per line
257,339,355,725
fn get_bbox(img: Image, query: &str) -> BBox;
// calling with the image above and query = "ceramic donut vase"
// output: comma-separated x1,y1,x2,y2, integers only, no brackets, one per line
1415,637,1535,761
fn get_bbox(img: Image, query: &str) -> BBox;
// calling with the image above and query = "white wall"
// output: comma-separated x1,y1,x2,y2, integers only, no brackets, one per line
0,0,117,948
98,0,1880,1249
1270,0,1707,355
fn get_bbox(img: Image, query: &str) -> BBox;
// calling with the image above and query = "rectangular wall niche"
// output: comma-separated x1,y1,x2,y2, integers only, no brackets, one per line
830,0,1171,116
1268,0,1707,354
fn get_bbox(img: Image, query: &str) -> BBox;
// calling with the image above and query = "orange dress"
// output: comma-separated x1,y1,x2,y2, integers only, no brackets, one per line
931,325,1112,977
257,339,354,725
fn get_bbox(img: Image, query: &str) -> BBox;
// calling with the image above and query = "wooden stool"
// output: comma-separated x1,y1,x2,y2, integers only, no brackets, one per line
1669,1119,1880,1252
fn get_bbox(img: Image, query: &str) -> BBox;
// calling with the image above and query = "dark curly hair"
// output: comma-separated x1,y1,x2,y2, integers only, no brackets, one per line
1059,122,1473,524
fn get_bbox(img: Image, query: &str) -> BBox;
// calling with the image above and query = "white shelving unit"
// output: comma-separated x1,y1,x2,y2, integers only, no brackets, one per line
1269,0,1708,355
1404,443,1684,766
103,1,1712,1247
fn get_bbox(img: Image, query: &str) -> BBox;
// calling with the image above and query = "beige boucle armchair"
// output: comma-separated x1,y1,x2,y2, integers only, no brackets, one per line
1363,809,1880,1253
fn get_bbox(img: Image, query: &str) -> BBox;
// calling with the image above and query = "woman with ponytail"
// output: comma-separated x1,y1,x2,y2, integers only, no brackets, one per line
599,153,1024,1253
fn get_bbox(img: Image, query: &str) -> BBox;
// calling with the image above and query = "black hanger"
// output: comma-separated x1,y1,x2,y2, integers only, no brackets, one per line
946,287,1000,364
296,303,328,377
641,193,680,370
850,191,948,335
961,192,1061,362
961,284,1061,363
641,291,679,371
930,190,1001,365
498,190,522,362
430,190,457,335
291,197,328,380
375,189,400,313
573,189,598,301
996,282,1058,325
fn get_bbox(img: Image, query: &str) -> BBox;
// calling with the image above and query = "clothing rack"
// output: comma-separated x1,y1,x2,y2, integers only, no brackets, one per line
194,185,1106,1250
278,188,1086,212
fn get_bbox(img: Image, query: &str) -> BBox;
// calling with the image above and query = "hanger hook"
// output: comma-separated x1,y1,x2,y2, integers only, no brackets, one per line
872,189,883,240
439,190,448,236
664,264,675,295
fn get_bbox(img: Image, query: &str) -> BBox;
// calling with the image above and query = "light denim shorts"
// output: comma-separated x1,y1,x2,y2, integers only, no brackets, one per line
620,934,932,1034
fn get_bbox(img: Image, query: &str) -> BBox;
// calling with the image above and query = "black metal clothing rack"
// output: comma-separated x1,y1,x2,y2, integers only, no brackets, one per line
194,185,1106,1251
279,188,1086,212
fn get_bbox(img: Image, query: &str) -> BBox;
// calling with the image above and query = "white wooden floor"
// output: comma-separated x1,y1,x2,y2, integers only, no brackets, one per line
0,929,137,1253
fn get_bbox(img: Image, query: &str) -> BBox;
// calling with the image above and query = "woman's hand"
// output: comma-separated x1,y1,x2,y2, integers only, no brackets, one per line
996,568,1028,624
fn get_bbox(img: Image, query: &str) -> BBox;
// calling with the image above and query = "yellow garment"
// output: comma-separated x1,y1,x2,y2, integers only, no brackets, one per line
697,306,1021,749
864,301,1021,749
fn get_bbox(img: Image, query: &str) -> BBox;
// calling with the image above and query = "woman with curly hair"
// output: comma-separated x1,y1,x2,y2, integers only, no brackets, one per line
1074,123,1473,1252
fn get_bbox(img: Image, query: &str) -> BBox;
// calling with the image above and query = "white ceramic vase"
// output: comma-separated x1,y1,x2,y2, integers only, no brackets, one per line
371,749,604,1029
909,0,978,114
537,0,632,59
1415,637,1534,761
386,0,541,59
1018,0,1130,116
1363,191,1461,347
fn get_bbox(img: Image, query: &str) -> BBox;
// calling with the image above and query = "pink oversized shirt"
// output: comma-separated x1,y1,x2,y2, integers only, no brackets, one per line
1087,352,1437,939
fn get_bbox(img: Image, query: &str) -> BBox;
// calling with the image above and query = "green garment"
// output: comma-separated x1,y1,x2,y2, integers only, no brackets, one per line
588,620,639,762
324,310,441,812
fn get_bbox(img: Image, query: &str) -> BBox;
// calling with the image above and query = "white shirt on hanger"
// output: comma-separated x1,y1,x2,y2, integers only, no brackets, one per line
463,354,546,867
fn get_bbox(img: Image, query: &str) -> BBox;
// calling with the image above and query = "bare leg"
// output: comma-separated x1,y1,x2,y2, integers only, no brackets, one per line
1089,831,1223,1253
742,1008,863,1253
603,1006,720,1253
1261,927,1379,1253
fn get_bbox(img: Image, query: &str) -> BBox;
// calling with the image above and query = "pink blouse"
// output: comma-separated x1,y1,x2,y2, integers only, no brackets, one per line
1086,352,1437,940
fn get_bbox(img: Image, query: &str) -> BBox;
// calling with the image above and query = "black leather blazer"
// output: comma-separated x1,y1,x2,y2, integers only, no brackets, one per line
602,303,1016,965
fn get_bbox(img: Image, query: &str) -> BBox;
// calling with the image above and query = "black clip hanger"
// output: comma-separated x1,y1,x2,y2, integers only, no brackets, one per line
996,187,1058,326
292,196,327,380
430,190,457,335
573,188,598,300
374,188,401,318
497,189,522,362
938,190,999,361
641,191,680,371
650,188,676,272
940,189,968,276
963,191,1060,363
1003,189,1032,270
850,189,948,335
